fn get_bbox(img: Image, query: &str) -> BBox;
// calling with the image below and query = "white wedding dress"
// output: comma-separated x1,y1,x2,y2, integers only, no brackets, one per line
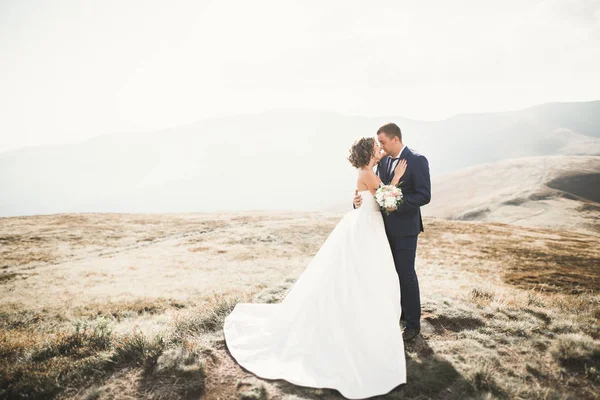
223,190,406,399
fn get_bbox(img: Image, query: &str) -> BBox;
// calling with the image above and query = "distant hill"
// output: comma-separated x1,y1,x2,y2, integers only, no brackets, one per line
422,155,600,234
525,101,600,138
1,101,599,217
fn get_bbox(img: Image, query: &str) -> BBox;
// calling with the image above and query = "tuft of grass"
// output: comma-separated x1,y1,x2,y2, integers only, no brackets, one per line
550,333,600,372
470,287,495,304
237,378,268,400
254,283,291,304
0,310,42,330
470,362,506,398
72,297,179,321
170,294,247,342
31,317,113,361
0,272,18,283
526,292,546,308
110,326,166,374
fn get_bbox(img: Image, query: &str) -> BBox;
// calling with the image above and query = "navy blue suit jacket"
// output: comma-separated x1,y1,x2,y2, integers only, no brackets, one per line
376,147,431,237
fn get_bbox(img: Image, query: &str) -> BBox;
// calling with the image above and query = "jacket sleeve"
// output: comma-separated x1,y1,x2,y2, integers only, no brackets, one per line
394,155,431,213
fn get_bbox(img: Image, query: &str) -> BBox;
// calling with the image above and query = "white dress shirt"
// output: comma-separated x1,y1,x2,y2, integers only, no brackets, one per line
388,144,407,176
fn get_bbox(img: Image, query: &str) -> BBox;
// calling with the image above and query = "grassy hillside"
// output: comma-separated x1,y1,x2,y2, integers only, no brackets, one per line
424,155,600,235
0,212,598,399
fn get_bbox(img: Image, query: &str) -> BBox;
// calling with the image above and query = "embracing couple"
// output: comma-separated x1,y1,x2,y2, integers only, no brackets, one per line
224,123,431,399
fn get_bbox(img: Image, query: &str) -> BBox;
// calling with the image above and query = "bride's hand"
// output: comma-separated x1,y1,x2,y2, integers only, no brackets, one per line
394,159,407,178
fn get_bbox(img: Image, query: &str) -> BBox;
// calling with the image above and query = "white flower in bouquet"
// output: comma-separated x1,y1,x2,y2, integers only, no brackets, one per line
375,183,404,215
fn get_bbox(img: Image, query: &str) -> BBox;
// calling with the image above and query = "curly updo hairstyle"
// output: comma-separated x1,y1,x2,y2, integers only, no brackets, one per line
348,137,375,169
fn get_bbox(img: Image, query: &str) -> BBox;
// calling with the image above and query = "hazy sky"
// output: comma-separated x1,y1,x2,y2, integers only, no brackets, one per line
1,0,599,153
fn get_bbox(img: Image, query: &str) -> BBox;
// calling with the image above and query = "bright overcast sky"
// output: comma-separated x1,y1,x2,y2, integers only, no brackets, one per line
1,0,599,152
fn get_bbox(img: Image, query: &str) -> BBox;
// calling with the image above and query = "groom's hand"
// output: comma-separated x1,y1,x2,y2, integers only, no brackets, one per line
353,189,363,209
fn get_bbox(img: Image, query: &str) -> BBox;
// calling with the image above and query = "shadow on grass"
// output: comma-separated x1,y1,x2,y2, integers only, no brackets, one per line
226,337,469,400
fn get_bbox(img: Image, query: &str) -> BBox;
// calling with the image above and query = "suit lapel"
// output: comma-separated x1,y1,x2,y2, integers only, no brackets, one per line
399,147,411,185
399,146,409,161
387,147,411,185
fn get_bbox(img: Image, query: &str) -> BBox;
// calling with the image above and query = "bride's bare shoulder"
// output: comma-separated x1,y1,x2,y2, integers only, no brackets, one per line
356,169,368,190
357,169,378,184
357,167,377,176
361,168,381,192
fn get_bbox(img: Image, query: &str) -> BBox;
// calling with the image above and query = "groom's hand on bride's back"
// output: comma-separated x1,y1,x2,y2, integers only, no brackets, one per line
353,189,362,209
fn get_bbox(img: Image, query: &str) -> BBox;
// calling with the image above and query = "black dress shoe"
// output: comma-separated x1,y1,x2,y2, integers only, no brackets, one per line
402,327,420,341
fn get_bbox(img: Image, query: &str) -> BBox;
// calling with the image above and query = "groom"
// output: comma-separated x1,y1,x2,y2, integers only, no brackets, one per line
353,123,431,341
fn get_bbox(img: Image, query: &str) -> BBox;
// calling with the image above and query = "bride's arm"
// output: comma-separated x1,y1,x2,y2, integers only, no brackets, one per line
390,159,407,186
366,160,406,194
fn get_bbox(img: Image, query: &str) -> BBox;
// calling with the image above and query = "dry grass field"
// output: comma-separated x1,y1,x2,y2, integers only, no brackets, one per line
1,212,599,399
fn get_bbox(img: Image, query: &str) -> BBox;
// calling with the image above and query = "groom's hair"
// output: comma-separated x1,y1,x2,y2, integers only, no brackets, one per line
377,123,402,141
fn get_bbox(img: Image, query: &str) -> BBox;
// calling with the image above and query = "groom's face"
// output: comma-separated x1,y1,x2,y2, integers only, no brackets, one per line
377,132,398,154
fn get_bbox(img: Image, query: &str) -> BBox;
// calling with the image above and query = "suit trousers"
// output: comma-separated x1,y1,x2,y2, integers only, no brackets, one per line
387,234,420,329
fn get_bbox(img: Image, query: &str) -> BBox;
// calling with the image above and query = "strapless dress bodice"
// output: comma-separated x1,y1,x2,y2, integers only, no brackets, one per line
357,190,380,212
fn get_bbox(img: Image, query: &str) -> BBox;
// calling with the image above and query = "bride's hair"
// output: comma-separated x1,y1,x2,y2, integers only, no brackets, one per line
348,137,375,168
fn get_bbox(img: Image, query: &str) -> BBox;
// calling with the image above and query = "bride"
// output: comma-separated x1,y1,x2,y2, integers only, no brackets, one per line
223,137,409,399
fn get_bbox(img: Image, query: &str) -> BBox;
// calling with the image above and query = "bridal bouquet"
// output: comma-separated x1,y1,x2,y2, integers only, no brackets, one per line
375,183,404,215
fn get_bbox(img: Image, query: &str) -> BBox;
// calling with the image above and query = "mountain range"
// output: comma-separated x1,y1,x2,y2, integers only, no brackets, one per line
1,100,599,218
